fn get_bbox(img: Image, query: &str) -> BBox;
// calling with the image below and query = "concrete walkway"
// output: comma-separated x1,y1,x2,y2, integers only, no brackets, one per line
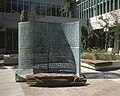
0,68,25,96
0,66,120,96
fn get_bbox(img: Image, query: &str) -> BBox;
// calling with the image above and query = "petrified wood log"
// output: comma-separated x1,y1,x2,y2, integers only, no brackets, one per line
26,73,87,87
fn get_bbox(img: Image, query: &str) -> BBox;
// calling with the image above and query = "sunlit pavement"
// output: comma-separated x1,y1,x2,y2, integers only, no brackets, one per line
0,64,120,96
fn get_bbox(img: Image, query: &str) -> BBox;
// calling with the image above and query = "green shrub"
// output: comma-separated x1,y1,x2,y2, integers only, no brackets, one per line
94,53,106,60
81,52,96,60
81,48,120,60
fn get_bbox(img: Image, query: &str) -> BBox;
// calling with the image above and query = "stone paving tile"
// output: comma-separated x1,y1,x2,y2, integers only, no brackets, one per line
0,67,120,96
0,69,25,96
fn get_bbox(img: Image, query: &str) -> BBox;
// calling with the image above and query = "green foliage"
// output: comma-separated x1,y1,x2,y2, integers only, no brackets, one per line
0,22,4,30
81,49,120,60
62,0,75,17
81,52,96,60
81,26,98,50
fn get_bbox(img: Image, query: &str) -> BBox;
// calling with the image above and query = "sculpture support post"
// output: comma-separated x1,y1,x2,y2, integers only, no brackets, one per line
16,22,33,82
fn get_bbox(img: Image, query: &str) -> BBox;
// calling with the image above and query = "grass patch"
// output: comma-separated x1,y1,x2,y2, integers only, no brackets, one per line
81,49,120,60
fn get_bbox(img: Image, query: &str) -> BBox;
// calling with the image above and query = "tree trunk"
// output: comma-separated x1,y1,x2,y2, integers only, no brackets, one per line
105,32,108,50
114,34,119,53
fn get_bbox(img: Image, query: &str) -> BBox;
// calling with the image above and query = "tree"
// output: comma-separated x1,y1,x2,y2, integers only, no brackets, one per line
81,25,99,50
27,0,33,12
98,15,114,49
25,0,45,21
0,22,4,30
110,12,120,53
98,12,120,53
62,0,75,17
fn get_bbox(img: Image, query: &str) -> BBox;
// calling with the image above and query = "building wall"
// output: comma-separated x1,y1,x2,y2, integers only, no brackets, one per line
77,0,120,19
77,0,120,30
90,9,120,30
0,0,83,53
0,0,67,17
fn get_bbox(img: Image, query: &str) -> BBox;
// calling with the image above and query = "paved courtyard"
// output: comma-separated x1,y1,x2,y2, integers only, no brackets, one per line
0,65,120,96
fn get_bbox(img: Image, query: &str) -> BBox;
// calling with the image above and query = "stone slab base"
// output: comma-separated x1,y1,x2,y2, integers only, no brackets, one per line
26,73,87,87
4,54,18,65
81,59,120,71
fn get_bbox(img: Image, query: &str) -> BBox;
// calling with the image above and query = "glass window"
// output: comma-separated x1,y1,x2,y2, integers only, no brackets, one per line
83,2,85,9
115,0,118,10
91,0,94,6
86,1,88,8
119,0,120,8
97,0,100,3
79,11,81,19
87,9,88,18
31,2,35,11
24,1,29,11
88,0,91,7
13,29,18,50
94,0,96,5
107,1,109,12
6,0,12,13
6,29,12,50
52,4,56,16
83,11,85,19
91,7,93,17
0,0,6,12
61,5,66,17
82,3,84,9
100,0,103,2
57,5,61,17
36,3,40,9
97,5,99,15
47,4,51,16
82,10,83,18
37,3,45,16
85,10,87,18
103,2,106,13
100,4,102,14
94,6,97,16
12,0,17,13
40,3,45,9
18,0,23,13
89,8,91,18
111,0,113,11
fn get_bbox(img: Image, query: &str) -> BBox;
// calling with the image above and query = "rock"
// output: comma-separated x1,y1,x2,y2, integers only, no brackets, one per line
26,73,87,87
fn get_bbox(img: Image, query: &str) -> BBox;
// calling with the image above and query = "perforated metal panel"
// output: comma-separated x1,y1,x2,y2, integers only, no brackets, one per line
19,21,80,74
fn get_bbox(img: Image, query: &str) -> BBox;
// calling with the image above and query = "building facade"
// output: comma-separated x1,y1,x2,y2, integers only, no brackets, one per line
77,0,120,49
77,0,120,19
0,0,79,53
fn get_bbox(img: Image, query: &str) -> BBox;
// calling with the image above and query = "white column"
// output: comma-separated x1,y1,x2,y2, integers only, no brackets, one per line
106,0,107,13
109,0,111,11
83,3,84,18
88,1,89,18
118,0,120,9
99,4,101,15
102,1,104,14
78,5,80,19
113,0,115,10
